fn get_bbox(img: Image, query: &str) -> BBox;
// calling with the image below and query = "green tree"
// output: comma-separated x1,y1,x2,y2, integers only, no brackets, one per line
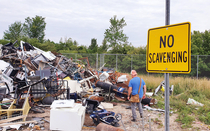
88,38,98,53
104,15,129,53
0,39,10,45
57,37,82,53
191,31,204,55
41,40,56,52
3,21,23,42
201,30,210,54
188,30,210,77
58,37,77,50
98,39,108,53
23,15,46,43
127,46,146,54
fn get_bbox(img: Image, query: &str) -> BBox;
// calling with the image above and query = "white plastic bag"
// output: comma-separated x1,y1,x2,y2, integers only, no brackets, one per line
186,98,204,107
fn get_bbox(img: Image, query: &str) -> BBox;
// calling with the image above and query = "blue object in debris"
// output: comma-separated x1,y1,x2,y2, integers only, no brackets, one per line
116,87,125,97
73,72,82,81
70,93,78,102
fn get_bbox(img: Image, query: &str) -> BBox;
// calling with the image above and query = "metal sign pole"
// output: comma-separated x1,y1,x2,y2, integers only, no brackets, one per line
165,0,170,131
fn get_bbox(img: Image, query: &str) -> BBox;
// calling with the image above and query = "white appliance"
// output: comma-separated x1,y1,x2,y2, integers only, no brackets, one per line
50,100,85,131
64,80,83,93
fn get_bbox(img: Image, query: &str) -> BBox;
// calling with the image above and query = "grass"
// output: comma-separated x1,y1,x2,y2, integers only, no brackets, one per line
136,74,210,128
151,118,163,128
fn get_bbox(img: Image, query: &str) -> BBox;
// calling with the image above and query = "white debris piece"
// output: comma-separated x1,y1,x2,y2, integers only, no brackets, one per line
117,75,127,83
186,98,204,107
99,72,109,81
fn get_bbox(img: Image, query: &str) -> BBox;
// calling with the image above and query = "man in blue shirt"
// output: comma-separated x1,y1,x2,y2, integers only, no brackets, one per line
127,70,146,122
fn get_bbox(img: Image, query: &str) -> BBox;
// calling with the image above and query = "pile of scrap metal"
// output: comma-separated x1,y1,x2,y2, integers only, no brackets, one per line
0,40,130,129
0,40,130,107
0,40,73,104
0,40,133,102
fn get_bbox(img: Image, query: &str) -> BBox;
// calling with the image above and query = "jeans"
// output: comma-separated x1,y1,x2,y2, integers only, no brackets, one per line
131,98,143,119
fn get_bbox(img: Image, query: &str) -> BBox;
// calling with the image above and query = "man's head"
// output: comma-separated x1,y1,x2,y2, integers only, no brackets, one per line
131,70,137,78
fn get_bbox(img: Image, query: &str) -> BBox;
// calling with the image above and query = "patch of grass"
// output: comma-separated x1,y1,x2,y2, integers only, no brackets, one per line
170,98,186,111
136,74,210,129
151,118,163,128
173,84,184,95
155,100,165,109
198,109,210,125
176,111,195,129
192,127,201,131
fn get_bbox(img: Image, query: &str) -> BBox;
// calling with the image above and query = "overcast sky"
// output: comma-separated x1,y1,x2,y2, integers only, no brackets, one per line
0,0,210,47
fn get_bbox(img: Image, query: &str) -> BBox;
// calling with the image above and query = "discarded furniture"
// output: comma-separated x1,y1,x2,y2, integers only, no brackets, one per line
0,97,31,122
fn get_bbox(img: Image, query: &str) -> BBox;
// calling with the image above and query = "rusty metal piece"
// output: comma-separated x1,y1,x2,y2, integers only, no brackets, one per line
51,88,66,97
24,57,37,71
116,83,129,90
78,57,90,67
96,123,124,131
89,95,105,102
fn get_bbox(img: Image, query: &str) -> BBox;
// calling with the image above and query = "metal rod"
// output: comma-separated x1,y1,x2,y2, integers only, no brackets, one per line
166,0,170,25
149,115,151,131
120,119,127,131
165,0,170,131
165,73,170,131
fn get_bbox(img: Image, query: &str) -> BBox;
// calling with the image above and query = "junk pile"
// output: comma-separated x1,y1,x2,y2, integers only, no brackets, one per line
0,40,131,130
0,40,162,130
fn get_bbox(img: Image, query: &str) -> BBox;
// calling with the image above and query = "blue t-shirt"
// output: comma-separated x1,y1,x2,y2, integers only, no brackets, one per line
128,77,145,98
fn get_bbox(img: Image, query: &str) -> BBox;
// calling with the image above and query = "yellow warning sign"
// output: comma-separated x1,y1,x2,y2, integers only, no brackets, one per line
146,22,191,73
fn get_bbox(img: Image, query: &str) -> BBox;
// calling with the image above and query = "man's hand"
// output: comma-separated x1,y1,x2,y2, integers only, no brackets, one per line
127,96,130,100
142,94,146,99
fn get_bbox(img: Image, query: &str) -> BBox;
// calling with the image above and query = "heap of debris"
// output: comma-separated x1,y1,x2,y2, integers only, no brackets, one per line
0,40,161,130
0,40,133,130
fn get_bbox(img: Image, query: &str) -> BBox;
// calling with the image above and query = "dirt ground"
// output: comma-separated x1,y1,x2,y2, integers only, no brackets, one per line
18,102,210,131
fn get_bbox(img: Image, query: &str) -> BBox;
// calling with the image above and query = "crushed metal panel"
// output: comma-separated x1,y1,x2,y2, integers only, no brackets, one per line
35,69,51,78
0,60,10,72
42,51,56,61
0,72,14,93
3,65,14,77
31,54,49,69
24,58,37,71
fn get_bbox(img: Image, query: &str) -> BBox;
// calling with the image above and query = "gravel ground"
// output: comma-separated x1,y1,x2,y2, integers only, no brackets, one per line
18,102,210,131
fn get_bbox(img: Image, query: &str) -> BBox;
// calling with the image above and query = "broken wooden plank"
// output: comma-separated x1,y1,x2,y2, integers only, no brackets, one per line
0,115,26,124
0,120,37,127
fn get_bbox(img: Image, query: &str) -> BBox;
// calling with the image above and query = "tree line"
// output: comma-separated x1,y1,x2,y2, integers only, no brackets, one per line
0,15,146,55
1,15,209,56
1,15,210,77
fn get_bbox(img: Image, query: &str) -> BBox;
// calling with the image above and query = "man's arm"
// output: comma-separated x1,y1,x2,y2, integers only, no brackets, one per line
143,85,146,95
127,87,132,100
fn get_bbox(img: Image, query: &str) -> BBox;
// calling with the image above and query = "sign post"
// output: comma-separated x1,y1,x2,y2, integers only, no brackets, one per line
146,1,191,131
165,1,170,130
